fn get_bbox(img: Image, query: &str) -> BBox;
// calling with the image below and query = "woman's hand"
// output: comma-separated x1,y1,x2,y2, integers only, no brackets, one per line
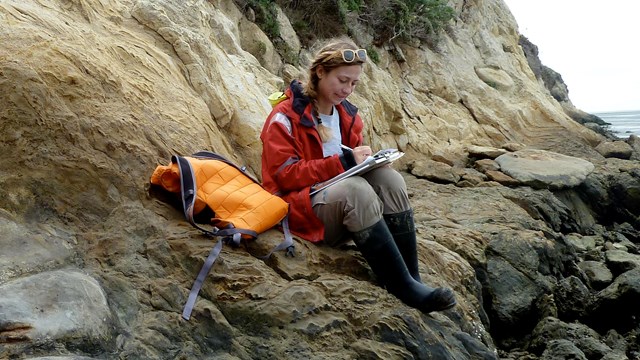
353,146,372,164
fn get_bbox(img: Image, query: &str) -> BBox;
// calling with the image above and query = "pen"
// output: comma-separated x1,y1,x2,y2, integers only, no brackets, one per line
340,144,352,151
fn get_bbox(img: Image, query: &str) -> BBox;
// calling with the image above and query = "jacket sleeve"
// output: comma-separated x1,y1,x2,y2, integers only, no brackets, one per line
262,114,346,192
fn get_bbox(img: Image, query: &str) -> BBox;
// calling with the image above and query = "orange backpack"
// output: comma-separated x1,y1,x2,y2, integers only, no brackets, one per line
150,151,293,320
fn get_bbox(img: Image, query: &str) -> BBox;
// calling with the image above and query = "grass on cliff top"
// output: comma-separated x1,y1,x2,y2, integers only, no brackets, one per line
234,0,456,63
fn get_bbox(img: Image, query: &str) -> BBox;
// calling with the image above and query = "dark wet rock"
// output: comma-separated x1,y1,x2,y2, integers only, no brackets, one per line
585,122,620,140
605,250,640,276
565,233,600,254
604,329,629,354
576,166,640,227
28,357,97,360
553,276,591,320
502,188,584,234
528,317,617,359
583,248,606,262
604,231,639,253
577,261,613,290
552,189,599,234
588,268,640,332
481,229,576,343
539,339,587,360
612,223,640,244
613,222,640,244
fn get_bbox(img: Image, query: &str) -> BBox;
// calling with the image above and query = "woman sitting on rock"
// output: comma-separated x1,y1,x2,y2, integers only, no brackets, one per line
260,37,456,313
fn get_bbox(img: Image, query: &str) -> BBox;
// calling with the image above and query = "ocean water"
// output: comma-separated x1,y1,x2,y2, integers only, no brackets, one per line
594,110,640,139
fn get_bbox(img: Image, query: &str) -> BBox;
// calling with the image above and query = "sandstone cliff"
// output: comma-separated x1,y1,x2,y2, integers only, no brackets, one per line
2,0,639,359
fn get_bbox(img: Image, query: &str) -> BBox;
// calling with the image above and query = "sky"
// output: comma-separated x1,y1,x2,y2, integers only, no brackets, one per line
502,0,640,113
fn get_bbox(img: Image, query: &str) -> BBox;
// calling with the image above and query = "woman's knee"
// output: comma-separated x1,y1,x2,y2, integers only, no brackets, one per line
365,167,406,191
363,168,410,213
336,177,378,204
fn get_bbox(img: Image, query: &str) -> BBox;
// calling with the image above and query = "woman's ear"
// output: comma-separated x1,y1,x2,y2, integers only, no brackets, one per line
316,65,325,80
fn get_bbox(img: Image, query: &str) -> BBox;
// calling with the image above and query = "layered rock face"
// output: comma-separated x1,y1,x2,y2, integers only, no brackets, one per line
519,35,609,129
1,0,639,359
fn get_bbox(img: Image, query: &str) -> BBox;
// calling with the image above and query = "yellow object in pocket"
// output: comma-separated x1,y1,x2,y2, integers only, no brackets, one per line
268,91,288,108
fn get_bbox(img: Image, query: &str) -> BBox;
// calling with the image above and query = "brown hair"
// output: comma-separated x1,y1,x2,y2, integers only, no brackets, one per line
303,37,366,143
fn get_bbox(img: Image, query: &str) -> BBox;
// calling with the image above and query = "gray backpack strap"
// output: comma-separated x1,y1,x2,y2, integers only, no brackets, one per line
182,237,224,320
181,232,244,320
259,215,295,260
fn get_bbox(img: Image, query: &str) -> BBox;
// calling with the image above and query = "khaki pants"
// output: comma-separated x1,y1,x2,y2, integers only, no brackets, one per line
311,167,411,246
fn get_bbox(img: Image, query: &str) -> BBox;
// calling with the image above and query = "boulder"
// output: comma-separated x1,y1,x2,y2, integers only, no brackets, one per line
528,317,616,359
0,270,114,356
409,159,461,184
604,250,640,275
577,261,613,290
595,141,633,159
457,168,488,187
565,233,600,254
495,149,594,189
431,152,456,166
577,167,640,225
475,67,514,91
501,142,526,152
474,158,500,173
481,230,573,340
0,213,74,283
589,268,640,331
485,170,520,186
553,276,591,320
539,340,587,360
627,135,640,160
466,145,508,159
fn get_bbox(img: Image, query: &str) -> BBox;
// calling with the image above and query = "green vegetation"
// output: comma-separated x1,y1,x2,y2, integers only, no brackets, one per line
366,0,456,44
234,0,456,63
366,46,380,64
240,0,280,39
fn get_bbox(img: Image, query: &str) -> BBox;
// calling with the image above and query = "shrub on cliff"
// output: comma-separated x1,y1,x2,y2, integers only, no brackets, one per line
358,0,456,45
235,0,455,48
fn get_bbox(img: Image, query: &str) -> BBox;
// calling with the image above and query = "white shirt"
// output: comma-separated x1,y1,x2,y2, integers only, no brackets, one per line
318,106,342,157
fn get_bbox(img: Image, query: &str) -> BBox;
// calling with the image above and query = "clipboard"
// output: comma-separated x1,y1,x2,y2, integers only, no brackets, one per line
310,148,404,195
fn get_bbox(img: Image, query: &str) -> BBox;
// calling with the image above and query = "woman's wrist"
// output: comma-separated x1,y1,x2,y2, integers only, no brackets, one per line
339,148,357,170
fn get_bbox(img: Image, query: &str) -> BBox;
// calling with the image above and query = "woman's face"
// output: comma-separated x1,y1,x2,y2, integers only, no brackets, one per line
316,64,362,111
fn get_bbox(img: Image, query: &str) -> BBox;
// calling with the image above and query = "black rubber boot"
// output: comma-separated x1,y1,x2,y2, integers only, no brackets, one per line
352,220,456,313
384,209,421,282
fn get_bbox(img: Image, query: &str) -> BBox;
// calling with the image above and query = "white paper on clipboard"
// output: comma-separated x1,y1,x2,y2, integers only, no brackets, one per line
310,149,404,196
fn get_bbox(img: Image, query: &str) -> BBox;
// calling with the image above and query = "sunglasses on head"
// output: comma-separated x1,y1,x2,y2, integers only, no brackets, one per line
340,48,367,63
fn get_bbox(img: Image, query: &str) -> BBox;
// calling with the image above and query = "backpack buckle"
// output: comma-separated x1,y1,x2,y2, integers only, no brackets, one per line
286,245,296,257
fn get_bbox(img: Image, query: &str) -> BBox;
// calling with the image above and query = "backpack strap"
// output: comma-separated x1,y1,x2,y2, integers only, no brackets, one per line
181,235,225,320
174,153,295,320
191,150,260,183
259,216,295,259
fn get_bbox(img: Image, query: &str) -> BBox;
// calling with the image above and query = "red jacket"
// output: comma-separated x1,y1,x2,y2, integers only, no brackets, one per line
260,80,364,242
